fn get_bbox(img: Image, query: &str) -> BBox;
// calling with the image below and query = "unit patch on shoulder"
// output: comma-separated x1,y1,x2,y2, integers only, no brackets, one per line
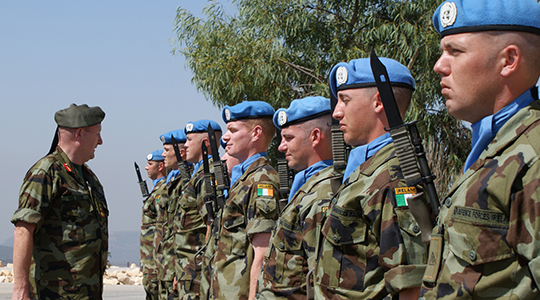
394,186,417,207
257,184,274,197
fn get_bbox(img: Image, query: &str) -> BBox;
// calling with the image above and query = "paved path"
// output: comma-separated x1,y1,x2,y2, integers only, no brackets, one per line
0,283,145,299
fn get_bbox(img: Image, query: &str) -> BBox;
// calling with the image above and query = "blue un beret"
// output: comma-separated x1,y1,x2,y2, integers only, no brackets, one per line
329,57,415,99
220,137,227,149
433,0,540,38
273,96,331,130
184,119,222,134
222,101,275,123
147,150,165,161
160,129,187,144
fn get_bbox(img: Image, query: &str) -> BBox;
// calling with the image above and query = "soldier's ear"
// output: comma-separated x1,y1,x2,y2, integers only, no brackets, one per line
310,128,322,147
251,125,263,142
373,92,384,114
500,44,520,78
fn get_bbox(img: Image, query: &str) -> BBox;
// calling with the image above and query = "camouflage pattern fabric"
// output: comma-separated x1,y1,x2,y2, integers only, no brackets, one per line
257,166,341,300
205,156,281,299
153,175,177,300
141,177,166,300
11,147,108,300
419,100,540,299
173,160,211,300
313,144,427,299
200,189,223,300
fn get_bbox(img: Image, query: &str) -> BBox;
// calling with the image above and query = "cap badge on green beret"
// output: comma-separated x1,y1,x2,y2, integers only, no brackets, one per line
224,109,231,121
336,66,348,87
147,153,153,160
441,2,457,28
278,111,287,126
186,123,194,133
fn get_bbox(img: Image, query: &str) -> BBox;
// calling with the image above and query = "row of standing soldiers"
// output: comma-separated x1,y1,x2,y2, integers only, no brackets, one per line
139,0,540,299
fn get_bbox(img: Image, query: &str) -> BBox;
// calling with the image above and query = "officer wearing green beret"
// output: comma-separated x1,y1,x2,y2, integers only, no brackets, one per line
420,0,540,299
11,103,108,300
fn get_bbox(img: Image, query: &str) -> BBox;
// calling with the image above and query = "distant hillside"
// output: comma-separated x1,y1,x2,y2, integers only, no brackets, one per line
0,231,141,267
0,246,13,264
108,231,141,267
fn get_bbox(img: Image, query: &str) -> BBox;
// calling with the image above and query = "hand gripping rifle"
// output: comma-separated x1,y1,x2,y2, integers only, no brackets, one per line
171,136,191,185
134,162,150,198
276,131,294,212
370,49,440,243
207,124,229,210
201,142,217,224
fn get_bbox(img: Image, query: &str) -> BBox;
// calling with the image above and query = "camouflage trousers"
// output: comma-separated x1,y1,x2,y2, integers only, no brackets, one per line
177,279,200,300
159,280,176,300
143,268,159,300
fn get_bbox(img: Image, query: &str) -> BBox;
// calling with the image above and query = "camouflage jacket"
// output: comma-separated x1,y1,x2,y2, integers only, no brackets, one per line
420,100,540,299
173,159,211,296
257,165,341,300
314,143,427,299
205,156,281,299
154,173,179,282
11,147,108,299
140,177,166,282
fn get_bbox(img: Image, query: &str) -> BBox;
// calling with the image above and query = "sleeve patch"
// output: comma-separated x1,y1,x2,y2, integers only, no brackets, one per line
394,187,417,207
257,184,274,197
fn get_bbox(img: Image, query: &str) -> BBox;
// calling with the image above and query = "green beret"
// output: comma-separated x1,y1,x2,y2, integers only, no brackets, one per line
54,103,105,128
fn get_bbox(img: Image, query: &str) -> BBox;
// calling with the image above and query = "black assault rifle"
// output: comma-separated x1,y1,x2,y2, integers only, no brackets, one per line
370,49,440,243
276,131,294,211
134,162,150,198
207,124,229,210
171,136,191,184
201,142,217,224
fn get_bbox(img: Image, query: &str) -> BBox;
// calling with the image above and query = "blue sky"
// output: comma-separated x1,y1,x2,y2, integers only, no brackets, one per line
0,1,228,244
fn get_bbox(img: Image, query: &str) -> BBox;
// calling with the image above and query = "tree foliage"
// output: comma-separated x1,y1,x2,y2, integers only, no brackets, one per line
173,0,471,195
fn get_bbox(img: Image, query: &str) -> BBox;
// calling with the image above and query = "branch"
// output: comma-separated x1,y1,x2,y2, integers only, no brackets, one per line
278,58,325,83
407,46,421,70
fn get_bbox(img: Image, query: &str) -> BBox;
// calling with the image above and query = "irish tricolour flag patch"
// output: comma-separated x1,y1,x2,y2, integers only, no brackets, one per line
257,184,274,197
394,187,417,207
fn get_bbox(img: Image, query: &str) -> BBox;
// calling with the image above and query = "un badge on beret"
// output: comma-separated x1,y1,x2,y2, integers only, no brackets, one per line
336,66,348,87
278,111,287,126
147,153,153,160
160,136,166,143
440,2,457,28
224,109,231,121
186,123,194,132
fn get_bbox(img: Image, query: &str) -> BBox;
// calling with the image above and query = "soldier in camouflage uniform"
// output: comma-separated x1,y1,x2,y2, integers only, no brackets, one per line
203,101,280,300
141,150,167,300
11,104,108,300
173,120,222,300
313,58,428,299
419,1,540,299
156,129,186,300
257,96,341,299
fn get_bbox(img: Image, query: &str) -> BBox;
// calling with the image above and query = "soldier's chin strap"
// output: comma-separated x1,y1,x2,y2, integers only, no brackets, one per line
47,126,59,155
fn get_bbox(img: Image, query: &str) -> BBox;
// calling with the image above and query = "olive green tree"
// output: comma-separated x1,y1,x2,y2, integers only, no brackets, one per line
173,0,471,194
